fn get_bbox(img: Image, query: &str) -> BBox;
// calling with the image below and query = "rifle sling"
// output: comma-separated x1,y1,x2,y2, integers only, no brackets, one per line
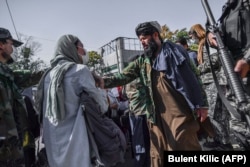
205,41,241,120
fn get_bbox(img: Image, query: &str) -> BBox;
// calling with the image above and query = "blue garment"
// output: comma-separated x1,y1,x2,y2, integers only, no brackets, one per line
152,41,205,111
188,50,198,66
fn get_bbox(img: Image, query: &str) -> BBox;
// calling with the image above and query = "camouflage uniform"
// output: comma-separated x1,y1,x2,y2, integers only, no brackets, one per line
220,80,250,150
197,46,232,147
125,78,153,116
202,52,250,150
0,62,43,166
212,0,250,150
104,56,155,122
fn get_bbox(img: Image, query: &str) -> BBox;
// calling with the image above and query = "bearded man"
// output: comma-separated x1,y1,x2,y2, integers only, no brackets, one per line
102,21,208,167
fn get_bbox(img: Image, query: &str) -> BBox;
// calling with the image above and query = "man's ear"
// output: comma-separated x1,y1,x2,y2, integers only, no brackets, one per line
153,32,159,38
153,32,162,43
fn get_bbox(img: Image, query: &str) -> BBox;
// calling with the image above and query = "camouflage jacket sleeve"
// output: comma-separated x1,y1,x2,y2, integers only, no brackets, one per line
104,60,141,88
13,70,44,88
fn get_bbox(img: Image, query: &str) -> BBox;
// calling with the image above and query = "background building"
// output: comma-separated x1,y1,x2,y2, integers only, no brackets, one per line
99,37,143,75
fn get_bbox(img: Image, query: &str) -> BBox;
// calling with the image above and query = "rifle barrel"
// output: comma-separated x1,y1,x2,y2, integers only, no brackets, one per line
201,0,247,104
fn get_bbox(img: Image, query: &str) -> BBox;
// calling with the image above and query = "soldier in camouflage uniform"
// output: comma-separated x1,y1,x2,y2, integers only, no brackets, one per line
207,0,250,150
0,28,43,167
103,21,208,167
189,24,233,150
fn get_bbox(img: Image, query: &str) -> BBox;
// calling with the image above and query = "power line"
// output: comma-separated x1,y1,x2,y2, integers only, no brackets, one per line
31,36,56,42
5,0,56,43
5,0,19,40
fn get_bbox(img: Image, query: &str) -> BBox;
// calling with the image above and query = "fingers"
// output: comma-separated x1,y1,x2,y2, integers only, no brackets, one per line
196,108,208,122
200,114,207,122
207,33,217,47
234,59,250,78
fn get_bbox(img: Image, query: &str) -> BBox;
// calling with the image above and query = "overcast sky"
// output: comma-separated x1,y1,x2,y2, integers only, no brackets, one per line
1,0,226,65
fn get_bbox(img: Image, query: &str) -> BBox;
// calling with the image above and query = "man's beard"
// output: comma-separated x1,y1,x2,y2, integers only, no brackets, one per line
1,51,12,64
144,38,158,58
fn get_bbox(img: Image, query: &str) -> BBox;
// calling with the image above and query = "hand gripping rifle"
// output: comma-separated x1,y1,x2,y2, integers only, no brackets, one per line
201,0,250,128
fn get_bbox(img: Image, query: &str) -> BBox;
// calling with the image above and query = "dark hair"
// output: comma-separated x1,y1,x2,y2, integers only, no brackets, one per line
175,37,188,46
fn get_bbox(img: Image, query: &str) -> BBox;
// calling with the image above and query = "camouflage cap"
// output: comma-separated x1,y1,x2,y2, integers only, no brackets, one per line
0,27,23,47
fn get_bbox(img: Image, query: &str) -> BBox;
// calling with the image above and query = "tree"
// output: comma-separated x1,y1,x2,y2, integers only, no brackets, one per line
175,28,198,52
160,25,198,52
9,34,47,72
160,24,174,40
175,28,189,40
87,51,103,74
160,25,189,42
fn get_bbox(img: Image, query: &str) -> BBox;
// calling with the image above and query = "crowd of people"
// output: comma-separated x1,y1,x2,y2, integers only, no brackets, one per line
1,0,250,167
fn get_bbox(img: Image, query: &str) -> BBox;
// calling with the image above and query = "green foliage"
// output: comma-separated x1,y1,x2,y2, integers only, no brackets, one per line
189,44,198,52
176,29,189,40
9,34,47,72
87,51,103,73
159,24,199,53
160,25,189,42
160,25,174,40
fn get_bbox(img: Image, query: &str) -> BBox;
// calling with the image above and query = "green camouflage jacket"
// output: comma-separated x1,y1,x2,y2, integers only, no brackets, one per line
104,56,155,121
0,62,42,160
125,77,152,116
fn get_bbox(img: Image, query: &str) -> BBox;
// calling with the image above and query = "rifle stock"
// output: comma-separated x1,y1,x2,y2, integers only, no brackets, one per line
201,0,250,127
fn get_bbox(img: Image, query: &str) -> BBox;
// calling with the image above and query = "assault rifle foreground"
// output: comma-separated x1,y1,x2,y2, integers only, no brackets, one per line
201,0,250,128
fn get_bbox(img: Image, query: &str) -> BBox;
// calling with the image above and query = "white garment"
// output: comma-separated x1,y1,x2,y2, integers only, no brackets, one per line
42,64,108,167
97,88,109,113
107,90,120,118
110,87,119,97
119,100,129,111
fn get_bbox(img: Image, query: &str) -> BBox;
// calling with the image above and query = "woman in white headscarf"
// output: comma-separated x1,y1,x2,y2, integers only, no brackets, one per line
36,34,108,167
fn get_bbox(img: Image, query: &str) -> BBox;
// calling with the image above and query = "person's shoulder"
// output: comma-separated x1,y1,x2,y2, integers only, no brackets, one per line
71,64,90,72
163,40,182,50
129,54,147,65
65,64,91,77
162,40,172,47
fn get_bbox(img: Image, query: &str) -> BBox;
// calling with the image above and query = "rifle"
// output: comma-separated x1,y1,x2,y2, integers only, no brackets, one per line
201,0,250,128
